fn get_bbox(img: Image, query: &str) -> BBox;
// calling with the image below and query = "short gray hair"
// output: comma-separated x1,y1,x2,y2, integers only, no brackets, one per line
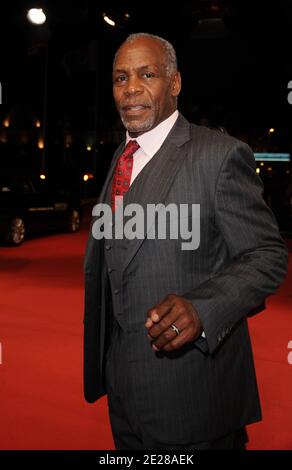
113,32,178,77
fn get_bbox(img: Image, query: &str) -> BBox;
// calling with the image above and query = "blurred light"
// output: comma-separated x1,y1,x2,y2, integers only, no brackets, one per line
103,13,116,27
65,134,72,148
3,119,10,128
125,13,130,19
27,8,46,25
0,132,8,143
27,8,47,25
267,167,272,172
38,137,44,149
256,168,260,174
254,153,290,162
268,128,275,134
40,174,46,180
86,145,92,151
260,162,264,166
35,119,41,128
286,170,290,174
83,173,94,182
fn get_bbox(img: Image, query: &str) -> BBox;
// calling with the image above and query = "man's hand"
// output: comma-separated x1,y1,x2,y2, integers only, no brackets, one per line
145,294,203,352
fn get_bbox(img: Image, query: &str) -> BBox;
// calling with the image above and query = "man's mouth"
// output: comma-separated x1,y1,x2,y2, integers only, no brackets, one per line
121,104,151,112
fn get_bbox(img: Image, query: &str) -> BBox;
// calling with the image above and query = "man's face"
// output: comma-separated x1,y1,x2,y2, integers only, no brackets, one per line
113,37,181,137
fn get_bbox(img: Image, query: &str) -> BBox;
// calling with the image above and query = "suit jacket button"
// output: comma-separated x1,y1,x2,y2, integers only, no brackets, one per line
105,244,111,250
114,289,119,295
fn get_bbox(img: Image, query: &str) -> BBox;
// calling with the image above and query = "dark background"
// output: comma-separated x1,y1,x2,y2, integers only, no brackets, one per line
0,0,292,227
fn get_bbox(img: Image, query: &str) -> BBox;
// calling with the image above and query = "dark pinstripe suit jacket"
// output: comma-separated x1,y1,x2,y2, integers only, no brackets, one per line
84,114,288,442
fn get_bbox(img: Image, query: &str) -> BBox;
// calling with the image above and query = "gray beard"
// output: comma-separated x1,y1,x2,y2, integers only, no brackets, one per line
120,111,156,134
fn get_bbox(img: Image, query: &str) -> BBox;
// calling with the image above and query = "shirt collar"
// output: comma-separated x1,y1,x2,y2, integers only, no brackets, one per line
126,110,179,157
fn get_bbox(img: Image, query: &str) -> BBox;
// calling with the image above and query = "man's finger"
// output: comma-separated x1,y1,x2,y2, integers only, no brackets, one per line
148,303,191,340
150,317,185,350
145,296,176,327
161,329,189,352
148,308,182,339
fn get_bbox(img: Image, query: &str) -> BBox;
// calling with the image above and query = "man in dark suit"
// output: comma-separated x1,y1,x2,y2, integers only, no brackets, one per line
83,33,288,449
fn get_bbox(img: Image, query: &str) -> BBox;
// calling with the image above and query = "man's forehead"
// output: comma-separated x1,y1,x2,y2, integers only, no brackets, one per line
115,39,165,64
113,62,161,73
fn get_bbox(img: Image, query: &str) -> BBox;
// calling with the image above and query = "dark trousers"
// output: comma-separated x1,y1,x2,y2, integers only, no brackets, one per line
107,381,247,450
105,321,247,450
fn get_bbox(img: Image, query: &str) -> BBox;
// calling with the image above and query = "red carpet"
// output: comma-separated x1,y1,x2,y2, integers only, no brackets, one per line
0,225,291,450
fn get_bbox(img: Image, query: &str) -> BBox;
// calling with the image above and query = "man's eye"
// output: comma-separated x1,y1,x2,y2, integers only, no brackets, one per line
115,76,127,83
142,72,155,78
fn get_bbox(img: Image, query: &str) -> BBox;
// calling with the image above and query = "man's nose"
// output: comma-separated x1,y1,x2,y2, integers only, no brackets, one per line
124,76,143,95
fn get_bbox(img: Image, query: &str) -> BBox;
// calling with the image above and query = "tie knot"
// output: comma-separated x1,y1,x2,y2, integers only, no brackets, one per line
123,140,140,159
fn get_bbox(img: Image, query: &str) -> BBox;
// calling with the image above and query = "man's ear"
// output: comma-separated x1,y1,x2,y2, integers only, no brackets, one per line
171,72,181,97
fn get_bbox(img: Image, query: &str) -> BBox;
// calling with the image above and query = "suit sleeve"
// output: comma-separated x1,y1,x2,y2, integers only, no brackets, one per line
183,141,288,355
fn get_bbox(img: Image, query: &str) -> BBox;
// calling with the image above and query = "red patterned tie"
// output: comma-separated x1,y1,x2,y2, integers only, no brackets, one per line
111,140,140,211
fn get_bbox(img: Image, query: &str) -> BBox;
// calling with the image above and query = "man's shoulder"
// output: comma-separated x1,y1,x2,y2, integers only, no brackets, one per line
181,119,254,169
175,114,248,157
188,121,244,152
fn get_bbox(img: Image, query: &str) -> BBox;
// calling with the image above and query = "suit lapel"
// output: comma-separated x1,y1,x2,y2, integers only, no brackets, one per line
121,114,192,272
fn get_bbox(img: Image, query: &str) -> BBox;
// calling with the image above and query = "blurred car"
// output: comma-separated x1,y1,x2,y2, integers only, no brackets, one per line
0,175,81,246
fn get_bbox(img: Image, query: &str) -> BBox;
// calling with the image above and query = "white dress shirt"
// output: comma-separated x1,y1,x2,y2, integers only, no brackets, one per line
126,110,179,186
